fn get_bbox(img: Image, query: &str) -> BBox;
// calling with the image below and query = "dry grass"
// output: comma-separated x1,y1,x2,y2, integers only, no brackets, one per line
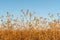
0,9,60,40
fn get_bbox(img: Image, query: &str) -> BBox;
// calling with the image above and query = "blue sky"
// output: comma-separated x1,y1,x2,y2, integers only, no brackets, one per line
0,0,60,18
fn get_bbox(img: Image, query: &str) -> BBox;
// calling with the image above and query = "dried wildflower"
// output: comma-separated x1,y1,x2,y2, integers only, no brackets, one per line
40,16,43,19
20,9,25,14
14,17,18,22
25,9,29,16
30,12,32,18
6,12,10,19
53,20,57,23
34,16,37,20
43,18,47,23
7,19,11,24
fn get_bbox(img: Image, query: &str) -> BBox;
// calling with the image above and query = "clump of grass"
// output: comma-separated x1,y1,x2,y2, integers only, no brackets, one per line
0,9,60,40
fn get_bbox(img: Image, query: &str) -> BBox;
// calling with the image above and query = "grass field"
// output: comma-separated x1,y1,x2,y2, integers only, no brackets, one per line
0,9,60,40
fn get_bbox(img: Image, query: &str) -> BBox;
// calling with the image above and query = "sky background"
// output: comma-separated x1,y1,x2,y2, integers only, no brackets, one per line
0,0,60,18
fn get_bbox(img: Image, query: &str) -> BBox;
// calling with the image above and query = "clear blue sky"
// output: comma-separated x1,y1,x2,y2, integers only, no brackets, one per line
0,0,60,18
